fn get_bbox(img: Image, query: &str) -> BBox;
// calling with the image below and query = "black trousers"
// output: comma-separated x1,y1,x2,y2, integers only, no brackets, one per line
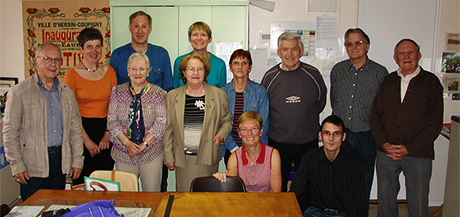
268,137,318,192
73,117,114,185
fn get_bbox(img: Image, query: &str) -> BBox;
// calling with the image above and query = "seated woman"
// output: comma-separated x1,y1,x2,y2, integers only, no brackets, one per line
213,111,281,192
107,51,167,192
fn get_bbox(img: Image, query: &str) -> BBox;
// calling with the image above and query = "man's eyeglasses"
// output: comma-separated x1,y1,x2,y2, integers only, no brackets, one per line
240,127,260,134
321,131,343,138
37,56,63,65
345,40,366,48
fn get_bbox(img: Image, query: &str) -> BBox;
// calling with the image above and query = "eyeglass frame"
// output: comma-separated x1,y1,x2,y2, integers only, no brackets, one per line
240,127,260,134
128,66,151,73
36,56,63,65
321,131,344,138
231,61,249,67
345,40,367,48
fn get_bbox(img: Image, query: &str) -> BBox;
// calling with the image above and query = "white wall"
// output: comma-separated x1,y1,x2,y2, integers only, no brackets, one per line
1,0,25,81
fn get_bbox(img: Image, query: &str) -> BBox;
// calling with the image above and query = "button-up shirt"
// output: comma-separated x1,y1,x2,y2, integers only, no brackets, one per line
290,147,365,217
38,75,63,147
330,58,388,132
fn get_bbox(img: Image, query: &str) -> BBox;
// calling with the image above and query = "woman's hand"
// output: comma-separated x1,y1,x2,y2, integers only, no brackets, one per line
125,141,141,157
213,171,229,182
85,139,100,157
98,131,110,150
165,162,175,171
212,133,224,145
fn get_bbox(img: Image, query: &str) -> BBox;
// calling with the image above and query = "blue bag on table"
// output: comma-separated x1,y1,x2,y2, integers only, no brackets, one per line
60,200,123,217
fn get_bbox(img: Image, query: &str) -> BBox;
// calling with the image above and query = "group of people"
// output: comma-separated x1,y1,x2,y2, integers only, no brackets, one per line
3,9,443,217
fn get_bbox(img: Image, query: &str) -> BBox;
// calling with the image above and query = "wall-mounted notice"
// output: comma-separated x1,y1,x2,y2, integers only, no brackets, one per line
270,21,316,57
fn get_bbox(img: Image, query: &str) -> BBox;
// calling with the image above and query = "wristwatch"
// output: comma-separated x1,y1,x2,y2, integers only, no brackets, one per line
143,141,148,147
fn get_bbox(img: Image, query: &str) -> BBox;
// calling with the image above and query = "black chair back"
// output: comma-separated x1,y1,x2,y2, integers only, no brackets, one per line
190,176,246,192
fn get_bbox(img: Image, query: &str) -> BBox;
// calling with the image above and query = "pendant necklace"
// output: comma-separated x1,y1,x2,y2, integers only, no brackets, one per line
81,61,98,72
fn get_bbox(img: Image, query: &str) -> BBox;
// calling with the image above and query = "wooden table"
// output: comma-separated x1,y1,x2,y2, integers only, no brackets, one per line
22,189,164,216
154,192,302,217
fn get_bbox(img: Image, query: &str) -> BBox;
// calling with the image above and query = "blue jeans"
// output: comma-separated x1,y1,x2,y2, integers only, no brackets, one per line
376,151,432,217
304,206,346,217
20,146,66,201
341,129,375,217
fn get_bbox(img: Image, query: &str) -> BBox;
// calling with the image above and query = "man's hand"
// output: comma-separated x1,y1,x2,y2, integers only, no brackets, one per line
383,142,409,160
14,170,29,184
69,167,82,180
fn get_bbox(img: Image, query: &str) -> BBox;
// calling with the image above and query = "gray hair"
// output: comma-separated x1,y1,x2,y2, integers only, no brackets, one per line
394,38,420,55
277,32,303,50
127,51,150,70
35,42,62,58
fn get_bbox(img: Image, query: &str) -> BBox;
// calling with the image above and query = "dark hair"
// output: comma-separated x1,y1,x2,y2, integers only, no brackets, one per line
344,28,370,44
78,27,103,47
229,49,253,66
320,115,345,132
129,11,152,26
394,38,420,55
178,53,211,84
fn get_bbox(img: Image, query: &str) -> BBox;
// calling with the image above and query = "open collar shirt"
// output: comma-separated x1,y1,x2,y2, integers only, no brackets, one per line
330,58,388,132
37,75,63,147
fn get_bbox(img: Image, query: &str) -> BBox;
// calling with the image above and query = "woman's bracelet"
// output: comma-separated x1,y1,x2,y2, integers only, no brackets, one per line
123,138,129,145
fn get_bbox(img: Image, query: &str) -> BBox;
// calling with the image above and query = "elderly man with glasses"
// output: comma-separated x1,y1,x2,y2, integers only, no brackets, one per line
330,28,388,216
3,42,84,201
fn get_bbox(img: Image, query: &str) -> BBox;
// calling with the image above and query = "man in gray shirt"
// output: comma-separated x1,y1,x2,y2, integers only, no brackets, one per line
262,32,327,192
330,28,388,216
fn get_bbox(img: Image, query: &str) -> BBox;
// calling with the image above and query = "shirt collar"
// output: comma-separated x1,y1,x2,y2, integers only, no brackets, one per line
348,57,370,71
241,142,266,165
397,66,421,81
37,74,60,91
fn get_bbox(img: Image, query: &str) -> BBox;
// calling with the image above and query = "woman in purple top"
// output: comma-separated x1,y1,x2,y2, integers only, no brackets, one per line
214,111,281,192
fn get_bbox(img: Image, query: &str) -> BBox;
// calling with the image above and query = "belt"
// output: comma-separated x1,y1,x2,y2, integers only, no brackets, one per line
48,146,62,155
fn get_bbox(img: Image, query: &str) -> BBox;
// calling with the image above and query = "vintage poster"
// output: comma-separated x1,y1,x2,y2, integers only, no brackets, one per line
22,0,110,79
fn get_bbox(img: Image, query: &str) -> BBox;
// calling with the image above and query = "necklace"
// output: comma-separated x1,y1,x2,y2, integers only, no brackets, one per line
81,61,98,72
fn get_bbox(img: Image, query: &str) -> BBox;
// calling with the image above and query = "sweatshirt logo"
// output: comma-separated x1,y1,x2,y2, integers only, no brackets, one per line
286,96,301,103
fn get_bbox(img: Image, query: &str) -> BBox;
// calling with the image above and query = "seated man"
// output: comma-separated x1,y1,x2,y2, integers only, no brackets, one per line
290,115,364,217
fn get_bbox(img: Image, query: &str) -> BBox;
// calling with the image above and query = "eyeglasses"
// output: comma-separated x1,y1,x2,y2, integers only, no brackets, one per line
321,131,343,138
37,56,63,65
231,61,249,67
240,127,260,134
186,67,204,73
128,67,148,73
345,40,366,48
